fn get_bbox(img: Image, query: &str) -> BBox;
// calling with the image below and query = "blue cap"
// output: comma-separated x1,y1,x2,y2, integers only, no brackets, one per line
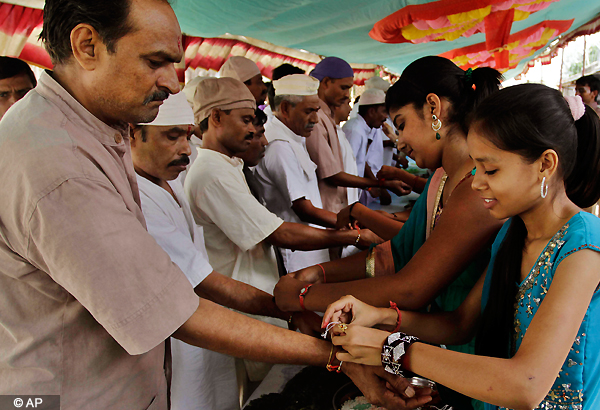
310,57,354,81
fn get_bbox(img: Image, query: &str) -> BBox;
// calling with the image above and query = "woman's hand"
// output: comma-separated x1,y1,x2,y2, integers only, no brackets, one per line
382,122,398,143
383,180,412,196
377,165,400,181
322,295,393,328
331,324,389,366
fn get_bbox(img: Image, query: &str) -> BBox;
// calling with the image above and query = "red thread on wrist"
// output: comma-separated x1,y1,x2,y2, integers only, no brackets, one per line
299,284,313,311
389,301,402,333
317,264,326,284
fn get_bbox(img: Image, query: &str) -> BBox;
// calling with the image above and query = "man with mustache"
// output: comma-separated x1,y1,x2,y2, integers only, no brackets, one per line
131,92,322,410
185,77,383,384
254,74,338,272
219,56,268,106
0,1,431,410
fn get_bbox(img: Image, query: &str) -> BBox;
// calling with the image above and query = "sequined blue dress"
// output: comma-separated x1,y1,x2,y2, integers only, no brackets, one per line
482,211,600,410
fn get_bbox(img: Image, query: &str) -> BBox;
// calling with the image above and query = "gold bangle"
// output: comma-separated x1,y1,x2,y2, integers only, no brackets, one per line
366,248,376,278
326,344,335,368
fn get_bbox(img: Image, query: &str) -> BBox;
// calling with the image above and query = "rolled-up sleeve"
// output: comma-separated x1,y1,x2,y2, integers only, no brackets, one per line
26,177,199,355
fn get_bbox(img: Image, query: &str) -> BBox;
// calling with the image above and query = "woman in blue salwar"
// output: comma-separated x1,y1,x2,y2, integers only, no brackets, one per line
325,84,600,410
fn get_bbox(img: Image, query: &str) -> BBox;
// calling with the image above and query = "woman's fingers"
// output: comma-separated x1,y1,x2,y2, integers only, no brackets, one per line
322,295,357,327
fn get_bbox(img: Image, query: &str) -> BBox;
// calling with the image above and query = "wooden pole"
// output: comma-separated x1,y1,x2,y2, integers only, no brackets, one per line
559,47,564,92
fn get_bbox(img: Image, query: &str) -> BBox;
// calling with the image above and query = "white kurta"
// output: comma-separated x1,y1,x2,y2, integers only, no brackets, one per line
184,148,287,380
336,124,360,204
342,114,371,178
255,116,330,272
136,175,239,410
379,117,397,167
263,104,274,123
365,125,384,176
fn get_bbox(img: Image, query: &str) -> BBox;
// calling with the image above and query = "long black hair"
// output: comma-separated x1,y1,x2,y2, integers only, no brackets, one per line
473,83,600,358
385,56,503,135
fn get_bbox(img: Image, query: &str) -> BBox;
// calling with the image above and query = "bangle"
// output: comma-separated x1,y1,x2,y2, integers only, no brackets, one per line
299,284,312,311
378,178,385,187
317,263,326,283
389,301,401,333
381,332,419,376
354,226,361,246
365,248,375,278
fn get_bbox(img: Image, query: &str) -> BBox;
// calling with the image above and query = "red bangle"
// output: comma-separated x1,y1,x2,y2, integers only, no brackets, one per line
317,264,326,283
354,225,361,246
378,178,385,187
389,301,402,333
299,284,313,311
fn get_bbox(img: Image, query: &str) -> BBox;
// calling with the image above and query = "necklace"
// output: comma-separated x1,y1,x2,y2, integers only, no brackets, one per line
431,171,473,232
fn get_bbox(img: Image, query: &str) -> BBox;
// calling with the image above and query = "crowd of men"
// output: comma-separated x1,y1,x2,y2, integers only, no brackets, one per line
0,1,428,410
3,1,597,409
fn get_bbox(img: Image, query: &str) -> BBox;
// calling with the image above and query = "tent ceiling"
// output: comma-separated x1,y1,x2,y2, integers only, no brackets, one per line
4,0,600,78
173,0,600,77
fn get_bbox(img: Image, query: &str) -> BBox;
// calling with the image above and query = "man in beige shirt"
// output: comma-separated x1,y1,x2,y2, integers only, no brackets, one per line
306,57,410,214
0,1,428,410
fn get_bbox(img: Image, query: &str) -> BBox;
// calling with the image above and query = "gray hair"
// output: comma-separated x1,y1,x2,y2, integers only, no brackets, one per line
273,94,303,112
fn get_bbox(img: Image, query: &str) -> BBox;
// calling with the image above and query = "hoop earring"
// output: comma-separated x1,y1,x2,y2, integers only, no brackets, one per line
432,114,442,140
432,115,442,131
540,177,548,198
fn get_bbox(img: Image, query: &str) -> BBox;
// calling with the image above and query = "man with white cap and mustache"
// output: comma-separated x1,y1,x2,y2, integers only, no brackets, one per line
219,56,268,105
254,74,336,272
132,92,320,410
0,0,433,408
131,92,237,410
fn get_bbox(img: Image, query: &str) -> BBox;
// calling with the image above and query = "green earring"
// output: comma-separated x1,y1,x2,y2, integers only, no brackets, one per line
435,133,441,140
471,167,476,176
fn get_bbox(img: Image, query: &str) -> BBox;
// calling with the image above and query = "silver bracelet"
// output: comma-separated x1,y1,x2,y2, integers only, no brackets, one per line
381,332,420,376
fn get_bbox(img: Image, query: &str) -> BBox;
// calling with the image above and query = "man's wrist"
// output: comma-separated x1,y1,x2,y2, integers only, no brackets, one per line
341,229,359,246
298,284,313,310
272,297,292,321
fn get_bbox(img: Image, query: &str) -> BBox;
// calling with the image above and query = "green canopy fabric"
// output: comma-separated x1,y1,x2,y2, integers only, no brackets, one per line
173,0,600,77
